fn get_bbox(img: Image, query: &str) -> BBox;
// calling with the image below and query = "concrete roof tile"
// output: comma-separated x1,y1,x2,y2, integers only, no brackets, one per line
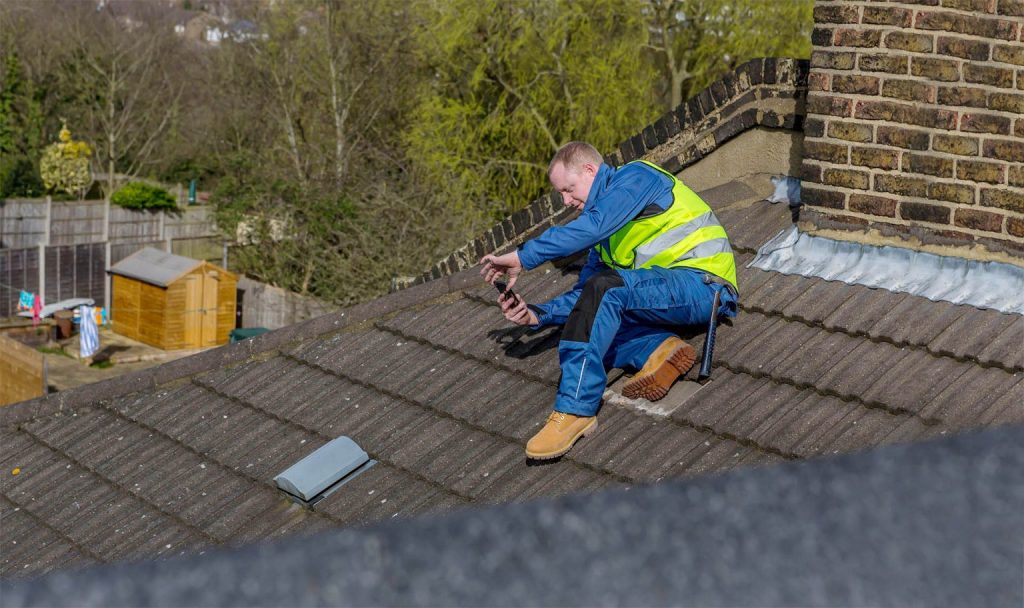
927,310,1020,364
861,350,974,418
978,376,1024,427
822,288,909,336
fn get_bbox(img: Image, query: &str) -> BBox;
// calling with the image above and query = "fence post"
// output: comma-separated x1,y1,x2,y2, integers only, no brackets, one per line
104,240,111,315
102,196,110,242
44,196,52,246
37,242,45,305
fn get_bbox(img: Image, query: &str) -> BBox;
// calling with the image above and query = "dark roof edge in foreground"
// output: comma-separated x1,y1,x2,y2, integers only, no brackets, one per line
0,265,483,428
397,56,810,289
5,424,1021,607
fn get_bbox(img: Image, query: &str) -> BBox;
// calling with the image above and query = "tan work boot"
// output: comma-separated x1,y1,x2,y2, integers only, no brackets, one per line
622,336,696,401
525,411,597,460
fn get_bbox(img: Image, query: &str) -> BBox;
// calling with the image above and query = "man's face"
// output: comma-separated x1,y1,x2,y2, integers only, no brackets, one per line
549,161,598,211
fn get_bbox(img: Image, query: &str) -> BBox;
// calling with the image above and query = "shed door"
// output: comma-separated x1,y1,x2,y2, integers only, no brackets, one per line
184,276,202,348
201,273,219,347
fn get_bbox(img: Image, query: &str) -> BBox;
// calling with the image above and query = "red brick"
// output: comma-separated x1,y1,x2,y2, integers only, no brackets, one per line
933,134,979,156
849,194,898,217
997,0,1024,17
807,94,854,118
855,100,957,129
877,126,931,150
859,54,909,74
804,140,850,163
851,146,901,170
823,168,871,190
809,72,831,92
914,11,1018,40
988,92,1024,113
864,6,914,26
876,174,930,197
834,29,883,48
828,121,874,143
963,64,1015,88
960,113,1012,135
928,181,977,204
900,201,952,224
884,32,934,53
993,44,1024,66
803,187,847,210
936,36,992,60
814,4,860,23
1008,216,1024,237
911,57,961,81
811,51,856,70
983,138,1024,162
804,117,826,138
937,86,988,108
1011,165,1024,187
832,74,880,95
905,153,955,177
812,27,834,46
980,188,1024,212
958,159,1007,183
955,208,1004,232
801,161,823,183
882,79,936,103
941,0,997,13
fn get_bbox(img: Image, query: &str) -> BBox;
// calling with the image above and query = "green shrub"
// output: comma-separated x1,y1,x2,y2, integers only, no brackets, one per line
111,182,177,211
0,155,44,198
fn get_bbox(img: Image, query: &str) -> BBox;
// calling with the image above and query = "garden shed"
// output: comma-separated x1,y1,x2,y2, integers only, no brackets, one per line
108,248,237,350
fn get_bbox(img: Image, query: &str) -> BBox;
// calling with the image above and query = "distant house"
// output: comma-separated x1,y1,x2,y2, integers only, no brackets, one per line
108,248,237,350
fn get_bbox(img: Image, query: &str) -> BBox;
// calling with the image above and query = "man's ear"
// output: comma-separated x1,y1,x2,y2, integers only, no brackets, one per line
581,162,599,177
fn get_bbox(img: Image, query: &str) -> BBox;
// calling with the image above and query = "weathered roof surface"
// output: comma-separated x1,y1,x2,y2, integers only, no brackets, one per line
5,424,1021,608
107,247,203,287
3,171,1021,580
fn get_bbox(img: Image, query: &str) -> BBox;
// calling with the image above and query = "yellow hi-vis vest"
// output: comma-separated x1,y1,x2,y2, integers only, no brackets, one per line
595,160,738,291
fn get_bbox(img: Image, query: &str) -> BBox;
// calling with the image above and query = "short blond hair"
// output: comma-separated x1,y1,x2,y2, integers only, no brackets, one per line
548,141,603,176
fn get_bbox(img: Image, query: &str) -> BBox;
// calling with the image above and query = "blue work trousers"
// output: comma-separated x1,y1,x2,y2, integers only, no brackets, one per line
553,267,736,417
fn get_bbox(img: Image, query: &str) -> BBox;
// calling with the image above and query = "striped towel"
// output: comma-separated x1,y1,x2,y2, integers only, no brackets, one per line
79,305,100,359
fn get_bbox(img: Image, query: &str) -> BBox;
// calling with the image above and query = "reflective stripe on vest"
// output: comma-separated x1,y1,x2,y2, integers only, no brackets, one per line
595,160,738,291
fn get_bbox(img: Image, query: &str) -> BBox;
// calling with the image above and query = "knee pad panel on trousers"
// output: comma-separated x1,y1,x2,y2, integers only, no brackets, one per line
563,270,625,343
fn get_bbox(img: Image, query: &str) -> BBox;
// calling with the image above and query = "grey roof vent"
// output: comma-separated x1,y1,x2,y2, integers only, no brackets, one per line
273,436,376,508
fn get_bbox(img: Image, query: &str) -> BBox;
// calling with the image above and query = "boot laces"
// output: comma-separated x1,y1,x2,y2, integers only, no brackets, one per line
547,411,568,427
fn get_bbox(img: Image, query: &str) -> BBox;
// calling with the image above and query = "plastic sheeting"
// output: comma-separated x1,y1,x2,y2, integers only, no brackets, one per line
750,226,1024,315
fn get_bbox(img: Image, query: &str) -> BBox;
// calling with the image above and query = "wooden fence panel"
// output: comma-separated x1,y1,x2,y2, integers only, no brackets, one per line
0,335,46,406
0,200,47,248
49,200,105,245
108,206,160,242
0,247,40,318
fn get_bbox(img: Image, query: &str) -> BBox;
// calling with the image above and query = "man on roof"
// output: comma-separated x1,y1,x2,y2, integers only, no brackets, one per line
480,141,738,460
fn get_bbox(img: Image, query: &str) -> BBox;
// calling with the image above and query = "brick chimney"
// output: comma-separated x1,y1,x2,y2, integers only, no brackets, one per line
801,0,1023,258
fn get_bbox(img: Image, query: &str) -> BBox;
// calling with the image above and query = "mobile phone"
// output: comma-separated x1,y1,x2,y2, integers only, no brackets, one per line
494,280,519,304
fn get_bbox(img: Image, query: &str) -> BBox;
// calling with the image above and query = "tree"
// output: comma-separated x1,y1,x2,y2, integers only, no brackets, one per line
644,0,813,111
58,2,184,196
405,0,659,225
39,123,92,198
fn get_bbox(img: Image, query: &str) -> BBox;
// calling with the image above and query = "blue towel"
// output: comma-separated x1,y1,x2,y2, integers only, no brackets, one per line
79,305,100,358
18,290,33,311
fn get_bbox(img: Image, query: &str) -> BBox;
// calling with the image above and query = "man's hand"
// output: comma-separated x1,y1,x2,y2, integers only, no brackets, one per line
479,251,523,291
498,291,539,326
